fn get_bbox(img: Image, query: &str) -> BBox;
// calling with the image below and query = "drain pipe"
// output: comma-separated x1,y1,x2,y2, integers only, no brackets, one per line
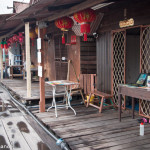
0,83,71,150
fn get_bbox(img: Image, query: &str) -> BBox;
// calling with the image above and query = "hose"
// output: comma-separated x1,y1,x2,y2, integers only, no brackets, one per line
0,83,71,150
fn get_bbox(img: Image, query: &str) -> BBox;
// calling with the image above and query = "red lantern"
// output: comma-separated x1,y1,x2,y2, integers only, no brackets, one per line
3,41,7,49
1,41,4,49
74,8,96,41
8,38,13,46
55,17,74,44
13,34,18,43
18,32,24,46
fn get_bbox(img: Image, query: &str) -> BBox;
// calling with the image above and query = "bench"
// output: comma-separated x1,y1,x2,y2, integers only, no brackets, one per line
86,90,115,113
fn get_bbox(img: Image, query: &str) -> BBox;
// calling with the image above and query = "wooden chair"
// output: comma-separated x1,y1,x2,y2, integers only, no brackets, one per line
86,76,116,113
86,90,115,113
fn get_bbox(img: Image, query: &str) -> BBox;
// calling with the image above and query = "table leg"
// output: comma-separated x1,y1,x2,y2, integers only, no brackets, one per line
118,93,122,122
47,86,57,117
132,97,135,119
67,85,76,115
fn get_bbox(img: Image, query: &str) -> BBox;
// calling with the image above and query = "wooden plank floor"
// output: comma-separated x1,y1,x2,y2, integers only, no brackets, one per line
0,86,61,150
1,79,65,101
32,104,150,150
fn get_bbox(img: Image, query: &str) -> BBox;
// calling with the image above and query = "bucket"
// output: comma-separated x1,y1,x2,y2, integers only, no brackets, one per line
87,95,94,104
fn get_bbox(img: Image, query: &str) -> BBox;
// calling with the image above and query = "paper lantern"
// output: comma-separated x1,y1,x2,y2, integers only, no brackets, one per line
74,8,96,41
55,17,73,44
18,32,24,46
3,41,8,49
12,34,18,43
1,41,4,49
30,28,37,46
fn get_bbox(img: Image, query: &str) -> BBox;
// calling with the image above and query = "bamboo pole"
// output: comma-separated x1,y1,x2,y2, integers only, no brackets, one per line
25,22,31,97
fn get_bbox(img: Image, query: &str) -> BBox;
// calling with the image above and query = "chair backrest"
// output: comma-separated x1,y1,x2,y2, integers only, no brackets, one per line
80,74,96,95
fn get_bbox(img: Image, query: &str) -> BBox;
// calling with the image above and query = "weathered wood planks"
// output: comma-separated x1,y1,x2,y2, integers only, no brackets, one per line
32,105,150,150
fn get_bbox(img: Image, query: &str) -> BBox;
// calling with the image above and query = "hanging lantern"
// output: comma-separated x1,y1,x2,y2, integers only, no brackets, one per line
8,37,13,46
1,41,4,49
13,34,18,43
30,28,37,46
55,17,74,44
7,39,11,48
74,8,96,41
3,41,7,49
12,34,19,47
18,32,24,46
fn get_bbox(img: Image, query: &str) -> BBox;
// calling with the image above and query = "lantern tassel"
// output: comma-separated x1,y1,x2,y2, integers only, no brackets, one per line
62,34,65,44
84,33,87,41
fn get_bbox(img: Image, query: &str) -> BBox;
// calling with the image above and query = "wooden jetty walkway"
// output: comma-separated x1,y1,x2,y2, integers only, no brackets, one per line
0,86,61,150
32,105,150,150
1,79,150,150
1,79,65,102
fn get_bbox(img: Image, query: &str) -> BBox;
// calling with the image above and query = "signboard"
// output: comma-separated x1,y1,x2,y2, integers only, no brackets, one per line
37,38,41,49
71,35,76,44
38,65,42,77
38,52,41,63
119,18,134,28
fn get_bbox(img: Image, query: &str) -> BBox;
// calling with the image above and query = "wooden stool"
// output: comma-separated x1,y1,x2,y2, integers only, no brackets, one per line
86,90,115,113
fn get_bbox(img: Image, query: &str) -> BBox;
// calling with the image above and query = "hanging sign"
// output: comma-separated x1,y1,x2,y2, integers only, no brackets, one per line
37,38,41,49
119,18,134,28
71,35,76,44
38,52,41,63
38,65,42,77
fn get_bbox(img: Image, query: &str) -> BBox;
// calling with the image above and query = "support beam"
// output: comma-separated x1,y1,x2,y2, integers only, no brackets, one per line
25,22,31,97
38,27,45,112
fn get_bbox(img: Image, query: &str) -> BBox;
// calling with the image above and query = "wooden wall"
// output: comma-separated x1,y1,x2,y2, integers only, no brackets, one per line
96,32,111,93
30,39,37,66
80,37,96,74
96,0,150,93
98,0,150,33
68,31,80,82
44,38,56,81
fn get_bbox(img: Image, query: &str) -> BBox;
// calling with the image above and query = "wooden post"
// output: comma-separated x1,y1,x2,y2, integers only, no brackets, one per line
0,38,3,80
25,22,31,97
38,26,45,112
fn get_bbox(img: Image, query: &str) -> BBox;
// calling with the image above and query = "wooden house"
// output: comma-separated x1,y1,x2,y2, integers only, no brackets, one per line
0,0,150,149
0,0,150,116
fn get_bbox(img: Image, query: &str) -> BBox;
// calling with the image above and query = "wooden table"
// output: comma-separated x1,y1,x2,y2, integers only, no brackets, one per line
118,84,150,122
9,65,24,79
46,80,79,117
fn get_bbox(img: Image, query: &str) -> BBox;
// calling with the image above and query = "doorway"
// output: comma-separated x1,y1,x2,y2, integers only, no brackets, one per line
126,27,140,84
112,27,140,107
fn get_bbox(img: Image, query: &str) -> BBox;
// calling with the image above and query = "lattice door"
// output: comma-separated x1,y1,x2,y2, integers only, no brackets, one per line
112,31,126,106
140,26,150,117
